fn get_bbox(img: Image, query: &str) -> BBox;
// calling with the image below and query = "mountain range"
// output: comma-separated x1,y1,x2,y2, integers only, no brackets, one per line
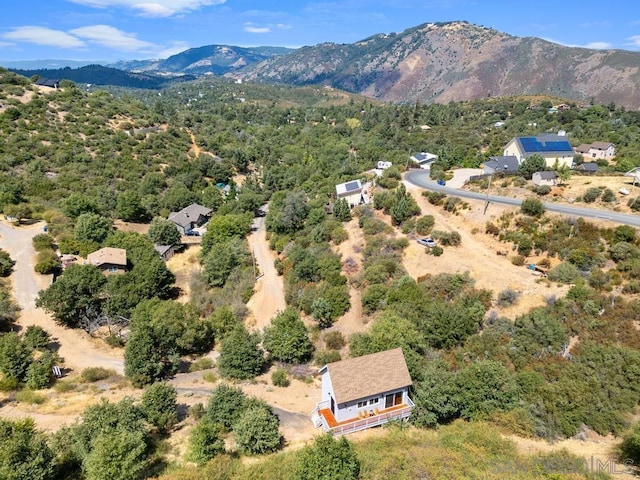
7,21,640,108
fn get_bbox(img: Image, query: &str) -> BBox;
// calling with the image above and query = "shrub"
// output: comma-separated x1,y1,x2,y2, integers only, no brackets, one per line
520,198,545,217
205,384,247,429
517,237,533,256
217,326,265,380
628,197,640,211
15,389,46,405
424,191,446,205
81,367,114,383
547,261,581,284
602,188,616,203
330,226,348,244
431,230,461,246
32,233,55,252
324,331,345,350
534,185,551,196
416,215,435,235
187,419,225,466
513,176,527,187
0,250,15,277
293,434,360,480
497,288,520,307
430,246,444,256
189,403,205,420
511,255,526,266
271,368,290,387
0,376,19,392
314,350,341,366
582,187,602,203
189,357,214,372
263,309,313,364
485,222,500,236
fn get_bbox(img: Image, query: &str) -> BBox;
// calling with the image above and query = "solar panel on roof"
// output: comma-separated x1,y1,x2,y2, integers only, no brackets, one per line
344,181,361,192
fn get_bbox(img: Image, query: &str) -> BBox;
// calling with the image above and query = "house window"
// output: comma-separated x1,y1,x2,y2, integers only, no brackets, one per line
385,392,404,409
108,266,118,273
369,398,379,406
357,401,367,408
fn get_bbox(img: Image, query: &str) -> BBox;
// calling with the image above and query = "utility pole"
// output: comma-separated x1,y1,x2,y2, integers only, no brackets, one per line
483,174,493,215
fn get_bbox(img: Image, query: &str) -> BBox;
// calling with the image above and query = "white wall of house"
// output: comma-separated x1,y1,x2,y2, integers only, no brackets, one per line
503,139,522,161
532,173,557,186
542,155,573,169
588,146,615,160
338,192,363,208
328,387,409,423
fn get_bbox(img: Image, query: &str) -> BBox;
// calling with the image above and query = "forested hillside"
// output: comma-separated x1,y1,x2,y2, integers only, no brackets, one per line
4,68,640,478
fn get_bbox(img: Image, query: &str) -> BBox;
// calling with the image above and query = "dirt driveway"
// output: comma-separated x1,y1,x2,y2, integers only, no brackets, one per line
0,220,124,374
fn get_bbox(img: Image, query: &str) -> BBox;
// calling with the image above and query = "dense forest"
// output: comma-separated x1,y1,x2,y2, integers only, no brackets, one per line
2,67,640,478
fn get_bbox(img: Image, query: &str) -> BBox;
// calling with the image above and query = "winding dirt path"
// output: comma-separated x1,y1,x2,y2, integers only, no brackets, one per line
0,220,124,374
245,210,286,331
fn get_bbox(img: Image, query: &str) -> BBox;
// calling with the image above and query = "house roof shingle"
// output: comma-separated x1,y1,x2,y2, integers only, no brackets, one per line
87,247,127,267
168,203,212,229
535,171,557,180
591,141,614,150
485,155,519,172
322,348,412,404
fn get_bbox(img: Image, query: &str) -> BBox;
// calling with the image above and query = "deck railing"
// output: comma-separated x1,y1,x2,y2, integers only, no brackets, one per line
311,397,414,435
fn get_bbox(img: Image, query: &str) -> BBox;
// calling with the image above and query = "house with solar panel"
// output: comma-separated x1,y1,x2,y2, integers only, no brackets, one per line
410,152,438,169
503,134,574,169
311,348,414,435
336,179,366,208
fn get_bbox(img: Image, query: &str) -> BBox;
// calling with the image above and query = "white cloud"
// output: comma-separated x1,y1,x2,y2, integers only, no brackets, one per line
134,3,175,17
68,0,225,17
276,23,293,30
70,25,155,51
158,40,190,58
244,23,271,34
542,37,612,50
582,41,613,50
0,41,15,48
3,26,85,48
626,35,640,48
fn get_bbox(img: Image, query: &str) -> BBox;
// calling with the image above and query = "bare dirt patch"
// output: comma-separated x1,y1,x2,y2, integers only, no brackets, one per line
165,245,201,303
403,181,570,318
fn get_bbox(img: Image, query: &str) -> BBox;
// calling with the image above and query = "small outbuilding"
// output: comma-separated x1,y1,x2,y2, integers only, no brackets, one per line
410,152,438,169
154,244,176,262
532,171,557,186
311,348,414,435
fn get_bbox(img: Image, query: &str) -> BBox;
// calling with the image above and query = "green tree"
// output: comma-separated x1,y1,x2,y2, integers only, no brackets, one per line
217,326,265,380
25,351,55,390
74,213,112,243
0,418,55,480
186,419,225,466
202,238,250,288
60,193,99,219
311,298,334,329
147,217,181,247
455,360,517,420
36,264,107,328
115,190,149,222
205,384,247,429
0,250,14,277
200,213,252,256
517,154,546,179
140,382,178,432
83,430,148,480
233,404,281,455
263,309,313,363
22,325,51,350
333,198,351,222
0,332,31,380
293,434,360,480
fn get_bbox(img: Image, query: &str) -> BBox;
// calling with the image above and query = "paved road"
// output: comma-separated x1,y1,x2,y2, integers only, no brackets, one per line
405,170,640,227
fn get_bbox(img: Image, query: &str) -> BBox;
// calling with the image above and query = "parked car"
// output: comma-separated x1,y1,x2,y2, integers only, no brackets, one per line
184,229,200,236
417,238,437,248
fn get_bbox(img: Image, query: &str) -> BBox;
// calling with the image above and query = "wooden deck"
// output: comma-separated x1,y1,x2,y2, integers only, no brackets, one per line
318,403,412,430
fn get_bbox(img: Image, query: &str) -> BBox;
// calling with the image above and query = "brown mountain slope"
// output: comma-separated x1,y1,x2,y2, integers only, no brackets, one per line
241,21,640,108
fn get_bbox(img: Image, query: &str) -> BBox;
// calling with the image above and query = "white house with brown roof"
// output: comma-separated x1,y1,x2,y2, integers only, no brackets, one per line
575,142,615,160
311,348,414,435
86,247,127,275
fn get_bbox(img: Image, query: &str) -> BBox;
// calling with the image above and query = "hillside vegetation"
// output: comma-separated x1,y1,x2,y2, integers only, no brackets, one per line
3,68,640,478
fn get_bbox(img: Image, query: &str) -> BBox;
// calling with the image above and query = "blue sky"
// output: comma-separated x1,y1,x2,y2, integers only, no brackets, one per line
2,0,640,62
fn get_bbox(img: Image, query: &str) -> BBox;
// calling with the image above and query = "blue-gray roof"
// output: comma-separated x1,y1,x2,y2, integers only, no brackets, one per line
516,135,573,155
485,156,519,172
